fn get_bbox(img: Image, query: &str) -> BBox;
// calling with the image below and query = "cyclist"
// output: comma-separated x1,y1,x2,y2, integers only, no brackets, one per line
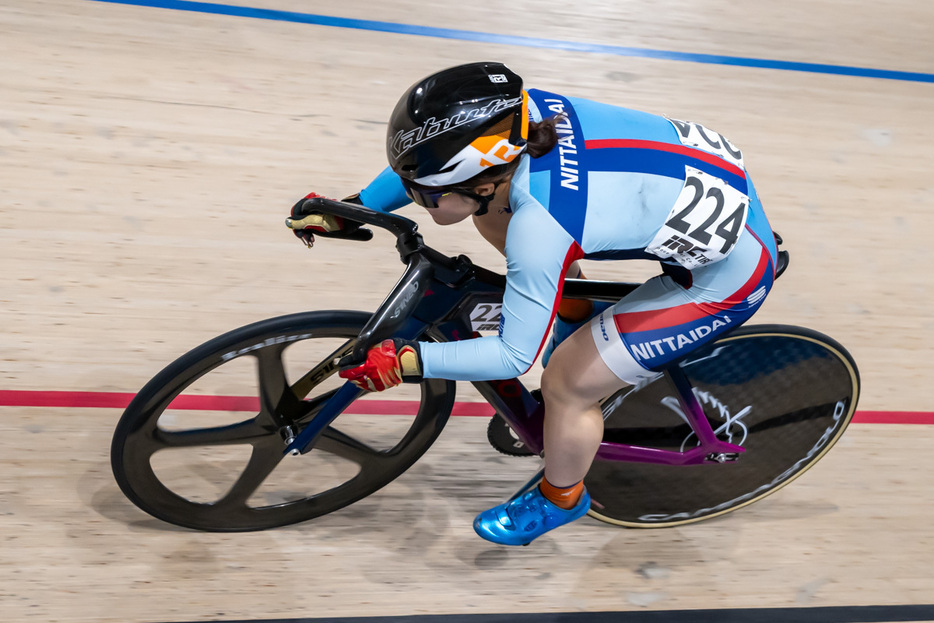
290,62,779,546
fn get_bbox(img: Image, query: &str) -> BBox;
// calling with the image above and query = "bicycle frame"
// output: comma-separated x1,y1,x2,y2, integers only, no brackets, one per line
285,198,746,466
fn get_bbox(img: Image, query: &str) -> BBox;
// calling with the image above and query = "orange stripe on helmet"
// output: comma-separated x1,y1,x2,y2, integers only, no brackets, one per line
470,131,509,156
469,104,528,168
520,90,529,140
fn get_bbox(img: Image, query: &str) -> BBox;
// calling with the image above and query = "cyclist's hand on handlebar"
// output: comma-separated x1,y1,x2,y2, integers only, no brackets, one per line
338,339,423,392
288,192,364,248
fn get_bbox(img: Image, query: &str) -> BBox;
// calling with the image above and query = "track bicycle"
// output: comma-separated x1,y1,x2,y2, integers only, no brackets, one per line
111,198,860,532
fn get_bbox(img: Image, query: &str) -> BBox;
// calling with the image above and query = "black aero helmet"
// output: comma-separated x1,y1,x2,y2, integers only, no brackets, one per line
386,62,529,188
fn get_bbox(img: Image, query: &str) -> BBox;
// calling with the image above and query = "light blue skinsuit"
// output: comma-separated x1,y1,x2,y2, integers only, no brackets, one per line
355,89,778,384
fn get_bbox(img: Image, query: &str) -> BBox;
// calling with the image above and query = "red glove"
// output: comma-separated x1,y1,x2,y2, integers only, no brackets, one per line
339,339,423,392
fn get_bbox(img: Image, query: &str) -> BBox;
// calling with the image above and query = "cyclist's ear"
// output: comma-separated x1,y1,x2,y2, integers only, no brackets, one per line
473,183,496,197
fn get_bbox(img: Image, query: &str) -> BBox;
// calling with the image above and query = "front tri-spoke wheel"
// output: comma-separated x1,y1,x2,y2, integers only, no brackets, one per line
111,311,454,532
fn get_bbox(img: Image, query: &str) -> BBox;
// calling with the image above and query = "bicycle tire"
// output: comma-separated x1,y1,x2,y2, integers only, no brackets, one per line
585,324,860,528
111,311,455,532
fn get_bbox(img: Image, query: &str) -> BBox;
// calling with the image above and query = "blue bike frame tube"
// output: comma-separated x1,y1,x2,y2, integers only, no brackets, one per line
284,382,360,455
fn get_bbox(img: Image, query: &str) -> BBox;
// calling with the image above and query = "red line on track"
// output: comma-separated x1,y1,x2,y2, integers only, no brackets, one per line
850,411,934,425
0,390,495,418
0,390,930,425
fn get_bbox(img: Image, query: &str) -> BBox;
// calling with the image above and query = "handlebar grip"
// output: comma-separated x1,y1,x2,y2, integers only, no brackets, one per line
284,213,374,242
286,213,343,232
298,197,420,240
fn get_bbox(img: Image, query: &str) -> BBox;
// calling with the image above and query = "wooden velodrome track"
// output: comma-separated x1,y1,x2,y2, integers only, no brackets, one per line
2,0,933,621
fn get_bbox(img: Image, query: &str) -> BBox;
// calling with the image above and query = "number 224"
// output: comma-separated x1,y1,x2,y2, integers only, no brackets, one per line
667,176,746,254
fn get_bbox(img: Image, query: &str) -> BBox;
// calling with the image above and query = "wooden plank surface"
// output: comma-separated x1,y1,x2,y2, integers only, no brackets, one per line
1,1,932,621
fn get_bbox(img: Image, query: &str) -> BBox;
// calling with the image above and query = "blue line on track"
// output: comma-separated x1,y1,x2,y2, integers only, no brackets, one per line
89,0,934,84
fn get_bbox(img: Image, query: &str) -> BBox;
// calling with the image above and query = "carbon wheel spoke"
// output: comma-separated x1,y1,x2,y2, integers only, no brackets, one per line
215,439,284,508
255,345,299,423
316,426,384,466
156,418,270,448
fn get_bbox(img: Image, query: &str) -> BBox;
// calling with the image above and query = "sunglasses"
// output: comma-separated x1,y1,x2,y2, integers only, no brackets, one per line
401,179,489,210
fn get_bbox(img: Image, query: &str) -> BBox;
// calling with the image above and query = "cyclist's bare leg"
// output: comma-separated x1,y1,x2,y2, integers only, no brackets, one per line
539,322,627,488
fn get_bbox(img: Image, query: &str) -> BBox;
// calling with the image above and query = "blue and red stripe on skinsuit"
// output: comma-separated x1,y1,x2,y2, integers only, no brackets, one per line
526,242,585,372
583,138,748,195
612,232,775,371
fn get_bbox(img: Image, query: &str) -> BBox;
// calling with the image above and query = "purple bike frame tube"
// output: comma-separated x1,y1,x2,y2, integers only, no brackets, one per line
595,443,715,466
594,367,745,466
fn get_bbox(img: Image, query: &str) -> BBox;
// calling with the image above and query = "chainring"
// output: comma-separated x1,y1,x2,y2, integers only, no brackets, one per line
486,415,536,457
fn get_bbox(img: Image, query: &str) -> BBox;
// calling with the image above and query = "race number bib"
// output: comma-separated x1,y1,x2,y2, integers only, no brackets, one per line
646,167,749,269
668,118,744,169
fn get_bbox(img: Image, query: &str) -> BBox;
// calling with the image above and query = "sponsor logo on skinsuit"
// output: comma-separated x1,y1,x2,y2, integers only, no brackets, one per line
630,316,733,362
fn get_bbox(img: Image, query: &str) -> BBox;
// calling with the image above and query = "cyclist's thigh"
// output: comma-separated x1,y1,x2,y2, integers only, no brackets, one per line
590,228,775,383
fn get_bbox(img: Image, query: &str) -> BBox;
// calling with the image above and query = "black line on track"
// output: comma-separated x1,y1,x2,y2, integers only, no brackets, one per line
160,604,934,623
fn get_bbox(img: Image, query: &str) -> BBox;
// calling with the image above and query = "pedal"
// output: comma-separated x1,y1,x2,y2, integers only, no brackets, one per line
706,452,741,463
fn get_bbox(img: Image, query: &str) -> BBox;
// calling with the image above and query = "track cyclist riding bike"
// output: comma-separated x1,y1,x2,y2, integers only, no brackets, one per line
290,62,779,546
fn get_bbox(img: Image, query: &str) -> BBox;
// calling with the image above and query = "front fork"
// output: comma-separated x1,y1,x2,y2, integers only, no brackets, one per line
283,255,446,456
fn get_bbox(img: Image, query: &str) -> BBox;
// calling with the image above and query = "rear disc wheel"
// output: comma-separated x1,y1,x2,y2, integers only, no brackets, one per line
585,325,860,527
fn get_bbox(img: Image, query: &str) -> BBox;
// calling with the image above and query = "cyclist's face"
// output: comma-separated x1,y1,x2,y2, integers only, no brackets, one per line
429,191,483,225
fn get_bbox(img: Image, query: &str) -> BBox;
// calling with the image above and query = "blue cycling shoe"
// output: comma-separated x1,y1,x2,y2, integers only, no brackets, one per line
473,485,592,546
541,302,614,368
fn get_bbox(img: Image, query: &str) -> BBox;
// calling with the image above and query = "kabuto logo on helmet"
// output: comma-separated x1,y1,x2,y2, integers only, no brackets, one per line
388,95,523,160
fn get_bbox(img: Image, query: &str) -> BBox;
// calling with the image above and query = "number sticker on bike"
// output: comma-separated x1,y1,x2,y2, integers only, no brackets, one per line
470,303,502,332
646,167,749,269
668,118,744,169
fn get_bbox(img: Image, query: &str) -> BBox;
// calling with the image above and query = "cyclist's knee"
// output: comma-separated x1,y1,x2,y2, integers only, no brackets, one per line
540,342,613,410
540,350,583,407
